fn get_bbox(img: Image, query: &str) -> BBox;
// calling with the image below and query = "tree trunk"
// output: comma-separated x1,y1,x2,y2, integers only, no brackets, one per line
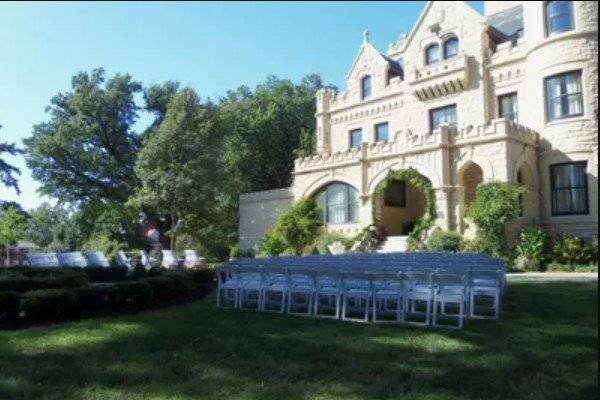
170,211,177,250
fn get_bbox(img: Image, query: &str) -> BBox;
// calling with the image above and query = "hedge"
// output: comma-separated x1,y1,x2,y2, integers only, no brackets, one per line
0,291,20,321
0,271,89,292
21,289,79,322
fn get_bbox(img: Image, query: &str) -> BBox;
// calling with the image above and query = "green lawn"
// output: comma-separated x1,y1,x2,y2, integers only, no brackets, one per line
0,281,597,400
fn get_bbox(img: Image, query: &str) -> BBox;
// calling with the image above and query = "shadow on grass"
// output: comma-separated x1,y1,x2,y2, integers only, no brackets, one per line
0,281,597,400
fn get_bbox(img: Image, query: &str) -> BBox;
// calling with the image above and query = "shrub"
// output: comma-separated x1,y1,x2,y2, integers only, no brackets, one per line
353,224,387,252
260,198,323,256
21,289,78,322
546,262,575,272
310,231,354,255
229,244,255,259
583,239,599,264
106,281,154,310
141,276,178,303
81,267,129,282
551,234,588,264
129,265,148,280
515,227,550,269
0,270,88,292
162,272,193,299
467,182,526,256
0,291,20,321
189,268,215,284
72,285,108,316
426,230,463,252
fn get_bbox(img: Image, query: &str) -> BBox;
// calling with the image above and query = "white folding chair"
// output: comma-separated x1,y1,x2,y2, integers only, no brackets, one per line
58,252,88,268
372,271,404,324
402,270,434,326
183,249,205,268
84,251,110,268
313,268,342,319
216,265,241,308
341,270,372,323
261,267,288,313
433,272,467,329
238,265,264,310
116,250,132,268
286,268,315,316
161,250,179,268
469,269,502,320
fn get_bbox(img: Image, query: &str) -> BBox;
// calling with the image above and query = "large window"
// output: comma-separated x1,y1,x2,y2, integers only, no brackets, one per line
430,104,457,131
361,75,372,99
375,122,389,143
550,162,588,215
545,1,574,36
314,182,359,224
425,44,439,65
349,128,362,149
545,70,583,121
443,38,459,59
498,92,518,122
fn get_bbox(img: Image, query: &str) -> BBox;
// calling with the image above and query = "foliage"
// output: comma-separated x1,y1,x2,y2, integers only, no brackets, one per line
583,239,598,264
24,68,142,204
466,182,526,256
81,233,127,264
143,81,181,135
0,269,88,292
0,206,28,245
78,267,129,282
259,198,323,256
21,288,79,322
0,290,20,321
229,244,255,259
310,230,354,255
0,124,25,194
25,202,70,249
372,168,435,250
131,88,222,251
352,224,387,253
515,227,550,269
426,229,463,252
551,234,587,265
141,276,178,302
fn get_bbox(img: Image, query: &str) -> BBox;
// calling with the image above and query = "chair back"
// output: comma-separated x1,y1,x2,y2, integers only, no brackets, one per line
161,250,179,268
116,250,131,268
184,249,205,267
85,251,110,268
341,270,372,292
434,272,467,293
287,267,315,288
140,250,150,267
57,252,88,268
27,253,60,268
314,268,341,290
405,270,433,291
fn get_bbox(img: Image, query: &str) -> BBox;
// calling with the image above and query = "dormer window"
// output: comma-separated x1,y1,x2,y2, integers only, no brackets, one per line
425,44,440,65
443,37,459,59
361,76,372,99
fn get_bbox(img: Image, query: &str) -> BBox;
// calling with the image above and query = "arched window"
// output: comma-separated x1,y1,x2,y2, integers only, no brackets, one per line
361,75,372,100
545,1,574,36
314,182,359,224
425,43,440,65
443,37,459,59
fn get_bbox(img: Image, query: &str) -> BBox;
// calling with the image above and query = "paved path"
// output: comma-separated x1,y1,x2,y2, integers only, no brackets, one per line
507,272,598,282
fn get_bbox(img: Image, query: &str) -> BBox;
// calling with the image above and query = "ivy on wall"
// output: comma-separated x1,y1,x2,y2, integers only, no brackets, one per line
372,168,436,250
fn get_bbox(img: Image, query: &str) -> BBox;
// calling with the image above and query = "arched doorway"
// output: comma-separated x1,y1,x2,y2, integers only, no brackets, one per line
460,162,483,235
372,168,433,238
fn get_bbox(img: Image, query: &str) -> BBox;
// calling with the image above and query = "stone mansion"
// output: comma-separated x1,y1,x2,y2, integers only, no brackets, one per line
239,1,598,251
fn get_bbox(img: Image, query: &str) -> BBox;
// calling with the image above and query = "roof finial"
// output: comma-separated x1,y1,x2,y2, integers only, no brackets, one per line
363,29,370,44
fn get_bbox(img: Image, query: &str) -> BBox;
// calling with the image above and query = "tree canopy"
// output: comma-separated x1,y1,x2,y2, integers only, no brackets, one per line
0,124,24,195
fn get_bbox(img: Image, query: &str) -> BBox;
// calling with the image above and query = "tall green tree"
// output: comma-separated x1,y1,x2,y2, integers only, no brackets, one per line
0,124,24,195
24,68,142,204
131,88,222,252
143,81,181,135
0,206,28,265
25,202,69,249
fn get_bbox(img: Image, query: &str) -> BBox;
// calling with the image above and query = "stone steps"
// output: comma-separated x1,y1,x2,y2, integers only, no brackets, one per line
378,235,409,253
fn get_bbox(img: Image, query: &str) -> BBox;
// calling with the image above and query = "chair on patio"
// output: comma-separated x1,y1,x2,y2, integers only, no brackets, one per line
184,249,206,268
116,250,132,269
161,250,179,268
57,252,88,268
84,251,110,268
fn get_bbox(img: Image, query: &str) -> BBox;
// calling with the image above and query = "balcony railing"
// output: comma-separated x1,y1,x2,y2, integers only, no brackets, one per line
408,52,469,101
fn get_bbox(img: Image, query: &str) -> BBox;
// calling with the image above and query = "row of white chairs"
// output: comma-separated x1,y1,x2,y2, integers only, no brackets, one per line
26,249,205,269
216,266,503,329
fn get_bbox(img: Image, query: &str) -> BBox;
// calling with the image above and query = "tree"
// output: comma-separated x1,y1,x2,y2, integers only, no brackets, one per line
0,124,24,195
25,202,69,249
131,88,222,251
0,206,28,265
143,81,181,135
23,68,142,204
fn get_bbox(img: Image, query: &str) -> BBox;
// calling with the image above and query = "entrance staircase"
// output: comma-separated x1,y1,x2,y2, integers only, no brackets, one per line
378,235,409,253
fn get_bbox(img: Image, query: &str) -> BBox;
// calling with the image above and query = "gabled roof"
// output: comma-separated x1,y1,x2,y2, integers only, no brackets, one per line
486,5,523,43
345,36,404,81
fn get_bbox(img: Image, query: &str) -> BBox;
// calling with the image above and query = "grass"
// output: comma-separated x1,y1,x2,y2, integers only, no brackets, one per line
0,281,597,400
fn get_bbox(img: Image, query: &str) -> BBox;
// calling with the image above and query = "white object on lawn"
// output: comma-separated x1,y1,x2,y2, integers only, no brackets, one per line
161,250,179,268
85,251,110,268
57,252,88,268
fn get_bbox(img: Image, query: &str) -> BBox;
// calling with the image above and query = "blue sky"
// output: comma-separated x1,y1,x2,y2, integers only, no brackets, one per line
0,1,483,210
